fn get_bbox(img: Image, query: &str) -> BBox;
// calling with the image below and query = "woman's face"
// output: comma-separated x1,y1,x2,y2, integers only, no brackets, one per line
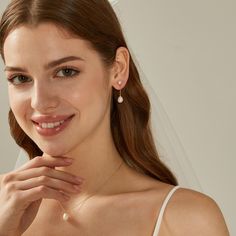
3,23,114,156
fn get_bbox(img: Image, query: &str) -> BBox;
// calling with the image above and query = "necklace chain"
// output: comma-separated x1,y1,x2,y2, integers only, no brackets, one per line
58,160,123,221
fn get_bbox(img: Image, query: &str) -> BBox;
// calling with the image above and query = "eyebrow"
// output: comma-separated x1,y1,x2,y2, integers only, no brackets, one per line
4,56,84,72
45,56,84,70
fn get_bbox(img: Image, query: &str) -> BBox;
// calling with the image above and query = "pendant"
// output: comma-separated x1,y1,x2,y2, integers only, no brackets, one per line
118,95,124,103
63,212,70,221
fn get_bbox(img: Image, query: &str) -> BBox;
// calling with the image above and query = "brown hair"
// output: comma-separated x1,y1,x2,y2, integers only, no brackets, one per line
0,0,178,185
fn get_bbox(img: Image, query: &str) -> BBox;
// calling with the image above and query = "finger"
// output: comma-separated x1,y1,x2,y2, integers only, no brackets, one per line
15,156,74,172
15,166,84,185
19,186,71,203
15,176,82,194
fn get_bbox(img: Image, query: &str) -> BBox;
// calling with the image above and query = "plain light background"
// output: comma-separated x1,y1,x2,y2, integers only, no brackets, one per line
0,0,235,234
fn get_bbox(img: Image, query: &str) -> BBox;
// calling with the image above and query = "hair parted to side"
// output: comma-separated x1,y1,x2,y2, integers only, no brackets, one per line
0,0,178,185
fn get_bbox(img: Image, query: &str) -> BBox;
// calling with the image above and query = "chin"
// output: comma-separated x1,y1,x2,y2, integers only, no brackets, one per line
40,145,69,157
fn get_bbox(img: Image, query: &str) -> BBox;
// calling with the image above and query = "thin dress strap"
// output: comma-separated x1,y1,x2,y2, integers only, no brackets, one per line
152,186,181,236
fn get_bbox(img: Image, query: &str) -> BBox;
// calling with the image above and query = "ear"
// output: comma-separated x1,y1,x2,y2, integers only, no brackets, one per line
110,47,130,90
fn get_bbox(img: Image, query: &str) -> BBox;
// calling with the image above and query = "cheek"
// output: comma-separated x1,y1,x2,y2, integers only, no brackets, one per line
66,77,109,110
8,89,30,121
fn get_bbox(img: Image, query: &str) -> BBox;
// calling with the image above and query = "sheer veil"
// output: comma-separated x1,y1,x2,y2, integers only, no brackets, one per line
14,0,202,191
141,72,201,190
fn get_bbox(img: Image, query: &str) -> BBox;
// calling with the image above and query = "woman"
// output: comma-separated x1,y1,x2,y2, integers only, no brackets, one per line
0,0,229,235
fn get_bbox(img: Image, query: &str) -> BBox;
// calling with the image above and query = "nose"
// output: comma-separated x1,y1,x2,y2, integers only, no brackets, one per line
31,81,59,113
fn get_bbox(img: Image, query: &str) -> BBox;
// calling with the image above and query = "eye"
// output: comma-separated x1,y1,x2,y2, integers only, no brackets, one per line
8,75,32,85
55,68,79,78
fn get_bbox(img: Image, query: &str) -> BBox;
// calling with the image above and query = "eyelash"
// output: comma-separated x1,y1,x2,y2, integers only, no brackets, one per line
8,74,32,85
54,66,80,78
7,66,80,85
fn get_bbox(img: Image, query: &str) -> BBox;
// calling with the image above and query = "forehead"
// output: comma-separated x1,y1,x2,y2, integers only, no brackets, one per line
3,23,97,65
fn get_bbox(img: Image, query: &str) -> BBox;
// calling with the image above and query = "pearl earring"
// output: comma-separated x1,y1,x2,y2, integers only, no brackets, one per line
117,81,124,103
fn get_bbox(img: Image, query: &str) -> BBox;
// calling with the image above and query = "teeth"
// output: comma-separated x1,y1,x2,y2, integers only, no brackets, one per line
40,120,65,129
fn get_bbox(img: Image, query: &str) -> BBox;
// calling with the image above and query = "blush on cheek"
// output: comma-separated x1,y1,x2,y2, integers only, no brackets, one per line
9,98,30,135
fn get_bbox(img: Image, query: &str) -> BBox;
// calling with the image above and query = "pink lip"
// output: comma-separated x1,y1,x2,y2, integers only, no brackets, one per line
31,115,74,123
31,114,75,137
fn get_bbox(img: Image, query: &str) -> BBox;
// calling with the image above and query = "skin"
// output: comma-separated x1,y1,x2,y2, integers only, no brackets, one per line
0,23,229,235
4,23,130,198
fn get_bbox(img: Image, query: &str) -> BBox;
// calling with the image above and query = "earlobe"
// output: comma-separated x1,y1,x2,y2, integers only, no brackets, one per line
111,47,130,90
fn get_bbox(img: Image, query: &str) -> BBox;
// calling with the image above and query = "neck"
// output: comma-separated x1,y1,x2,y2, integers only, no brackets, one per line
44,132,125,199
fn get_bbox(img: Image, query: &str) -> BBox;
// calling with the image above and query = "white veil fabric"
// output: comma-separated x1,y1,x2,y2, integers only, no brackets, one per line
142,74,201,190
14,0,202,191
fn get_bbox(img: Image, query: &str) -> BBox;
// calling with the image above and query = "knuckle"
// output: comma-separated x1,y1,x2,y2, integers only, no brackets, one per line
41,166,51,174
10,182,16,190
38,175,49,184
2,173,15,184
33,156,43,164
37,185,48,194
5,182,16,192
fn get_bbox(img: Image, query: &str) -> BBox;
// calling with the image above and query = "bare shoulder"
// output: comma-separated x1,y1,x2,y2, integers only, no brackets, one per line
159,186,229,236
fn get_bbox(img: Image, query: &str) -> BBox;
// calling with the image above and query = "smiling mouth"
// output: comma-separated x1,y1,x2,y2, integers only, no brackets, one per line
32,115,74,132
39,120,65,129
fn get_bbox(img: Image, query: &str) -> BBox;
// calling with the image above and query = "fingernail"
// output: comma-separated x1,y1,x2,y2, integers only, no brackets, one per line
63,195,71,201
64,158,73,164
74,178,84,184
63,193,70,201
73,185,81,191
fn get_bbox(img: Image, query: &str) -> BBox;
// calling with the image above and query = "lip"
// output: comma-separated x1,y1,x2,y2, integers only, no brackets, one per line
31,114,74,124
31,114,75,137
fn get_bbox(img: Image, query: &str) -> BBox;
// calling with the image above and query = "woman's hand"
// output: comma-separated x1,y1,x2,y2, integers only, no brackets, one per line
0,156,83,236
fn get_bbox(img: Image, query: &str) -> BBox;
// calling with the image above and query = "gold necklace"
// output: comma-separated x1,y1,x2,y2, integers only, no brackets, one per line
58,160,123,221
